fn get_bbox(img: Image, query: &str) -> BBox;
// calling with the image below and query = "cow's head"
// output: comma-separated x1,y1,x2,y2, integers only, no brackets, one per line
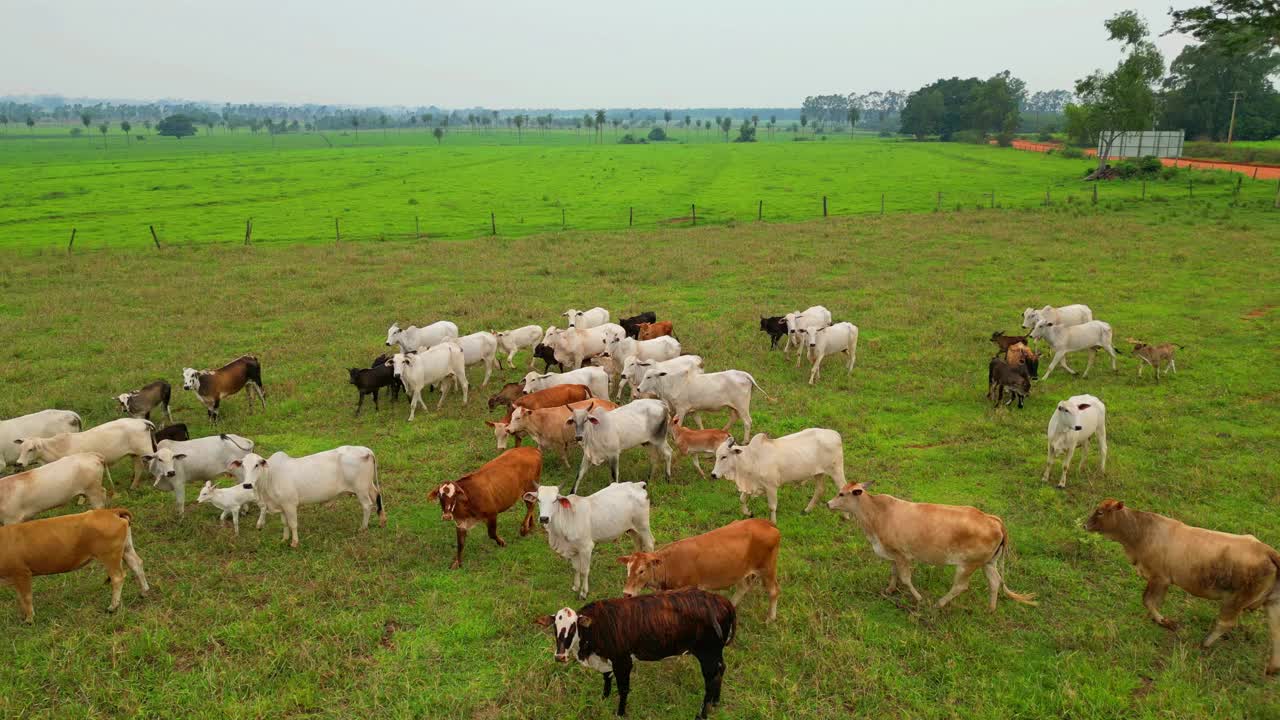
569,402,599,443
390,353,410,378
618,552,661,597
114,393,136,414
709,437,743,481
635,368,667,396
181,368,201,391
804,325,824,349
226,453,268,490
143,448,188,489
827,480,873,514
521,372,545,393
1085,498,1125,533
347,368,364,385
534,607,588,663
428,482,467,521
196,481,217,504
12,437,47,469
1055,400,1092,432
385,323,402,347
524,485,571,525
1021,308,1040,330
1029,319,1054,341
484,420,512,451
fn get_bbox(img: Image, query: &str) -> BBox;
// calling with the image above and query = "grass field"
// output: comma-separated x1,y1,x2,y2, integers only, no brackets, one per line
0,200,1277,718
2,128,1275,251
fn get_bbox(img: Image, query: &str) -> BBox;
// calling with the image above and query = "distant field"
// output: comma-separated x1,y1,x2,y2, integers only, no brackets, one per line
0,204,1277,719
2,127,1273,250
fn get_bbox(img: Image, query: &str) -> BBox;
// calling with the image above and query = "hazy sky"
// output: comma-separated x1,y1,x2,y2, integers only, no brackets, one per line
4,0,1199,108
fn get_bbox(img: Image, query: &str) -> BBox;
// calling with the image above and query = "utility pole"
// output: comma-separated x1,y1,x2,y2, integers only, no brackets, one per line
1226,91,1244,144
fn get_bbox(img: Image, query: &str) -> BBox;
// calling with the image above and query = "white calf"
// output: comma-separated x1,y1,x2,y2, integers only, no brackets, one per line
495,325,543,369
710,429,846,523
454,331,500,386
391,345,469,420
143,434,254,516
0,453,110,525
385,321,459,353
196,481,258,536
13,418,154,488
521,367,609,401
1042,395,1107,489
1031,319,1117,380
1,410,81,467
1022,304,1093,331
783,305,832,354
802,322,859,384
563,307,610,329
527,482,655,598
568,400,672,494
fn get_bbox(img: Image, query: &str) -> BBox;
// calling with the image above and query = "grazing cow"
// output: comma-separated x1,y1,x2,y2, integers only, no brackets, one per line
783,305,832,354
0,508,149,623
620,355,703,400
569,400,672,495
1,410,82,468
801,322,859,384
504,398,619,466
534,589,735,719
669,416,730,479
636,320,675,341
0,453,110,525
636,366,767,443
563,307,610,330
621,518,781,621
759,316,788,349
528,482,654,598
391,345,469,420
486,384,595,450
522,367,610,402
1131,341,1182,383
347,356,401,416
14,418,156,489
427,446,540,569
710,429,845,523
495,325,543,369
827,481,1037,610
196,480,257,536
1042,394,1107,488
1031,319,1117,380
532,343,566,373
1004,342,1040,380
152,423,189,444
619,312,657,339
453,331,500,386
114,380,173,425
182,355,266,422
143,433,254,516
990,331,1031,353
227,447,384,548
1022,304,1093,331
384,321,459,353
1085,499,1280,676
987,356,1032,408
488,381,526,411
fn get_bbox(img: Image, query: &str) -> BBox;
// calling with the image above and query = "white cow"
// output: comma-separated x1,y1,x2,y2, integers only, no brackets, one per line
527,482,655,598
563,307,610,329
13,418,155,488
196,480,258,536
552,325,624,370
710,429,846,523
495,325,543,369
391,345,469,419
1031,319,1117,380
568,400,672,495
1,410,81,467
142,434,254,516
783,305,832,354
0,453,109,525
521,367,610,401
636,366,767,442
1022,304,1093,331
619,355,704,400
803,322,859,384
453,332,500,386
385,321,459,353
607,336,681,375
1042,395,1107,489
227,447,385,548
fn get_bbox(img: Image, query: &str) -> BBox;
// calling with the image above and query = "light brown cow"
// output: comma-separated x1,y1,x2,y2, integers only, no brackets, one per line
504,398,618,467
485,383,594,450
1085,498,1280,675
827,482,1037,610
0,453,110,525
1130,341,1181,383
637,321,675,341
0,508,149,623
620,518,781,621
427,446,542,569
669,416,730,479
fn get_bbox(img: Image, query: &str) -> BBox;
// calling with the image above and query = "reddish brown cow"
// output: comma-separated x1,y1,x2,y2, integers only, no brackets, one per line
990,330,1031,352
637,321,675,341
620,518,781,621
484,383,594,449
669,416,731,479
182,355,266,422
428,446,541,569
0,508,149,623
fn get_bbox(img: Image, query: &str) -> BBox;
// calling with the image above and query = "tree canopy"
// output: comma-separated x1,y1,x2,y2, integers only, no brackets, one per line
156,114,198,138
898,72,1024,140
1168,0,1280,52
1160,30,1280,140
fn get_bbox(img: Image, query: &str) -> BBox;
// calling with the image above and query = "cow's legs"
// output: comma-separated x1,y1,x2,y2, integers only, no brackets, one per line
1078,439,1091,472
573,549,592,599
283,505,299,548
572,454,592,495
762,562,781,622
1040,443,1058,485
1143,577,1175,628
407,390,422,421
256,505,268,530
174,478,185,517
520,497,535,536
481,358,493,387
1040,351,1064,380
730,576,752,606
983,563,1002,610
602,671,613,698
486,516,506,547
608,456,620,485
253,382,267,409
1204,595,1251,647
803,475,824,514
101,550,126,613
720,409,738,432
130,456,145,489
846,347,855,373
1082,349,1097,378
1057,443,1077,489
123,530,149,594
355,393,366,417
1097,425,1108,474
895,560,923,603
739,492,752,517
690,455,705,478
11,572,34,624
85,483,107,510
884,564,899,595
937,562,981,608
696,648,725,719
739,409,752,444
809,354,824,385
765,484,778,524
435,379,450,410
613,657,633,717
451,527,467,569
358,490,374,531
230,509,241,536
1266,597,1280,675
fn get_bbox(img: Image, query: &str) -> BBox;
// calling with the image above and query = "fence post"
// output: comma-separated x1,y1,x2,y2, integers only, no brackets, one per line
490,212,496,236
691,204,696,226
1092,184,1098,205
1253,166,1259,180
149,225,161,249
880,193,885,215
1234,175,1242,204
1141,181,1146,200
1274,177,1279,208
335,218,341,242
822,195,828,217
67,228,77,254
757,199,762,221
1188,179,1193,199
415,215,421,239
1044,187,1050,206
629,207,633,227
936,191,942,211
562,208,566,230
244,219,252,245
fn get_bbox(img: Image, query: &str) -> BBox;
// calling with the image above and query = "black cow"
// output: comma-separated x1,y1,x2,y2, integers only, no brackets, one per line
152,423,190,444
536,588,735,719
533,343,565,373
988,356,1032,408
759,316,787,350
620,312,657,339
347,355,402,416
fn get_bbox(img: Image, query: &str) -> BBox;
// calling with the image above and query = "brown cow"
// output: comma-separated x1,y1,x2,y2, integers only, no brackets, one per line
1004,341,1040,379
487,381,525,411
504,398,619,467
485,383,595,450
182,355,266,422
669,416,730,479
428,446,542,569
0,508,149,623
827,482,1037,610
1085,499,1280,675
637,321,675,341
1129,341,1182,383
990,330,1030,352
620,518,781,621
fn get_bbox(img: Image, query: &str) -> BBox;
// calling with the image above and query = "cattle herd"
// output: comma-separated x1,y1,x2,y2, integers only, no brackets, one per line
0,300,1275,719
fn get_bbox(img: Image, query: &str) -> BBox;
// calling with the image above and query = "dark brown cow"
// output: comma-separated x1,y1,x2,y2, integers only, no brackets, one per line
182,355,265,422
637,321,675,341
115,380,173,425
151,423,190,445
428,446,541,569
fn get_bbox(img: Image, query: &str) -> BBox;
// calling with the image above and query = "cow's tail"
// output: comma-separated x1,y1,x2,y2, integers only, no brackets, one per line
70,412,83,430
112,508,133,523
247,357,266,396
746,373,773,401
219,434,254,452
95,453,116,497
992,528,1038,606
141,419,157,451
371,452,386,526
715,600,737,647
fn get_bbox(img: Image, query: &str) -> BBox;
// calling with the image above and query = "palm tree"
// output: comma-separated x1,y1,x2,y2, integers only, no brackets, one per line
121,120,132,145
25,116,35,142
380,114,388,138
80,112,92,140
847,107,860,136
513,114,525,142
800,114,808,134
351,115,360,141
595,109,605,143
432,127,444,144
664,110,672,128
721,117,732,142
97,122,109,149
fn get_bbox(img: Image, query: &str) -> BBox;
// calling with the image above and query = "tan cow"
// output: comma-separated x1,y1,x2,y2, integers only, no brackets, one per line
485,383,594,450
827,482,1037,610
0,453,110,525
668,416,730,479
1085,499,1280,675
0,508,149,623
620,518,781,621
505,398,618,468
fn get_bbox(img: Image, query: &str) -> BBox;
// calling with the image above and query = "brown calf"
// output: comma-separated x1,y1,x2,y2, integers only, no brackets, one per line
183,355,266,422
669,416,731,479
1086,499,1280,675
0,508,149,623
428,446,542,569
990,330,1031,352
637,321,675,340
504,398,619,466
620,518,781,621
484,384,595,451
1130,341,1182,383
487,381,525,411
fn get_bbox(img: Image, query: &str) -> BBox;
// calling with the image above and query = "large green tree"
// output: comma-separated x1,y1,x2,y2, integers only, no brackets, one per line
1169,0,1279,51
156,114,197,138
1161,31,1280,140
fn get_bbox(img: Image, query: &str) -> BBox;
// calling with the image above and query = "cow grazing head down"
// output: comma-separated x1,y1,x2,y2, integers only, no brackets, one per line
568,402,601,443
827,480,874,513
226,453,269,489
1055,400,1093,431
1084,498,1126,533
618,552,662,597
534,607,590,663
181,368,202,391
524,485,572,525
428,482,468,522
12,437,47,469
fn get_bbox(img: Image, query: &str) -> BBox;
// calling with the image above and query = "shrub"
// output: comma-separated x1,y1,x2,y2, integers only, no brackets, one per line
1036,131,1053,142
952,129,986,145
997,131,1015,147
792,136,812,142
1160,166,1179,181
878,130,892,137
646,127,667,142
617,134,646,145
1113,161,1140,179
1137,155,1163,175
1060,147,1084,159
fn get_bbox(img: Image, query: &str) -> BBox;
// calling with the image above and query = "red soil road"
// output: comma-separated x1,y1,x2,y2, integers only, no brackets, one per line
1008,139,1280,180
